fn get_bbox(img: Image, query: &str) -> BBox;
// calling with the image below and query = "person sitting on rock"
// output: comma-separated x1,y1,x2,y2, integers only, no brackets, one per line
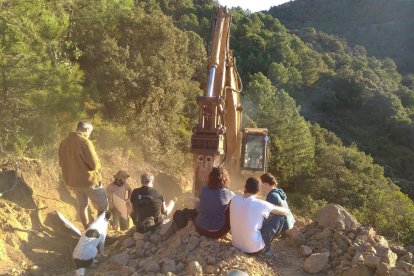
260,173,295,230
194,166,235,239
129,172,175,233
106,170,132,231
230,177,288,255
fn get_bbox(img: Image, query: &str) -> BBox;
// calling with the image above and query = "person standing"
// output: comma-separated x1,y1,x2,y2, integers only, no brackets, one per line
230,177,288,255
106,170,132,231
129,173,175,233
59,120,108,229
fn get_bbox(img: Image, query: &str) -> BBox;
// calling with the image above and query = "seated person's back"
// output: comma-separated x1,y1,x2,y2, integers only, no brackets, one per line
131,185,163,222
230,177,288,254
196,186,233,230
130,173,170,233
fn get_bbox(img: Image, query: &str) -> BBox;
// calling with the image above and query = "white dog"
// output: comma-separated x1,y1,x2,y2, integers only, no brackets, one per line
72,211,111,276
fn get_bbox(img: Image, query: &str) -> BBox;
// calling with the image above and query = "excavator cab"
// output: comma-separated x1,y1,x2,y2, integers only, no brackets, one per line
241,128,270,172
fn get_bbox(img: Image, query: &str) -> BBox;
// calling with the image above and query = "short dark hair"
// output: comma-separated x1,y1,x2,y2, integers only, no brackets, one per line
141,172,154,185
245,177,260,194
260,173,277,186
76,120,93,132
208,167,230,189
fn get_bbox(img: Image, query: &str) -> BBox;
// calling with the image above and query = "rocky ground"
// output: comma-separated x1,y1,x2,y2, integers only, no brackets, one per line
1,156,414,275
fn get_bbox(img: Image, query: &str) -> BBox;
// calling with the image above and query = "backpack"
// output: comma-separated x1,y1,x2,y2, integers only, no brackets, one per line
173,208,198,229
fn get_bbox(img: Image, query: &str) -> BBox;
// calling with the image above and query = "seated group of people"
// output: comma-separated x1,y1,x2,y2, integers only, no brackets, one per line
107,167,295,255
195,167,295,254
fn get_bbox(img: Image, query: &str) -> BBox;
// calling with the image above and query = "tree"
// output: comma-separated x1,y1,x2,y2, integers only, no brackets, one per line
244,73,315,184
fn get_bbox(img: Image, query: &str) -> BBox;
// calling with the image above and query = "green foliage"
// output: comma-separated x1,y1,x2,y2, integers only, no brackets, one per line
244,73,315,183
355,189,414,245
68,1,205,172
0,0,84,155
269,0,414,73
3,0,414,245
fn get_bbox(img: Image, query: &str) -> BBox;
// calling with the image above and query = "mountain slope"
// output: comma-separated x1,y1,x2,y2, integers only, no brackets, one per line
269,0,414,73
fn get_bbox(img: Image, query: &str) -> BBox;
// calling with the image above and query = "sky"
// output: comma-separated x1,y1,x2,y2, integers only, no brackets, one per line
218,0,291,12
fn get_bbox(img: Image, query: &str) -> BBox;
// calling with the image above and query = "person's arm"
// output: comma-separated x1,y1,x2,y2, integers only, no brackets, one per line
81,139,101,170
271,205,288,216
126,184,132,200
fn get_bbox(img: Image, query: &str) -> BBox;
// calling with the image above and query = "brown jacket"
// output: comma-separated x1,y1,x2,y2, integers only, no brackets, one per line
59,132,102,188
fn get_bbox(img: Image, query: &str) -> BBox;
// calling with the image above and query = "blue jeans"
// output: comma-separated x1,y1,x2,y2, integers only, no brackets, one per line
260,214,288,250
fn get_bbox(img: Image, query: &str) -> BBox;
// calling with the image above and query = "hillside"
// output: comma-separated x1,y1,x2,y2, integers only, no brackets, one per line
2,0,414,256
268,0,414,74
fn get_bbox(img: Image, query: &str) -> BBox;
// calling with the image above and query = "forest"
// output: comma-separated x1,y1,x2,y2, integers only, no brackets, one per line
1,0,414,245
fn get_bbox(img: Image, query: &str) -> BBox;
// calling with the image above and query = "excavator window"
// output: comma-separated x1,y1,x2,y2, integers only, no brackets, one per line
241,133,269,172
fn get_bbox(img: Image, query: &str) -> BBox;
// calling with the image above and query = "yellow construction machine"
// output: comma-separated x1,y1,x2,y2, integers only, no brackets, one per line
190,7,270,196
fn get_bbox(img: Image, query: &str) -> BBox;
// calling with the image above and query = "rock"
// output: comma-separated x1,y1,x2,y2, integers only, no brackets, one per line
30,266,42,276
377,246,398,267
121,266,135,276
376,235,389,248
352,251,364,265
162,259,177,273
150,233,161,244
314,228,334,240
207,256,216,265
143,260,160,273
111,253,131,266
227,270,249,276
206,265,216,274
286,226,305,247
390,267,409,276
187,261,203,276
376,262,391,276
400,252,413,264
396,260,414,272
317,204,360,230
303,253,330,273
176,262,185,272
300,245,313,257
122,237,135,248
160,220,177,237
364,255,380,268
341,264,373,276
348,232,356,240
406,246,414,254
133,232,144,241
185,236,200,252
166,273,177,276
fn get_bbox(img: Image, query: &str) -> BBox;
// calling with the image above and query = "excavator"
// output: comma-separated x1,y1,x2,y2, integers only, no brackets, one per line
190,7,270,196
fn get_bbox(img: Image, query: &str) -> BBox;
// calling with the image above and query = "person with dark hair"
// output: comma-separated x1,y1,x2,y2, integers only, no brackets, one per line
230,177,288,254
194,167,235,239
59,120,108,230
129,172,175,233
260,173,295,230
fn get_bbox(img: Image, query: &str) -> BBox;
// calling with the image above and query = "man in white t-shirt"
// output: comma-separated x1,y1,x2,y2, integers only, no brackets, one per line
230,177,288,254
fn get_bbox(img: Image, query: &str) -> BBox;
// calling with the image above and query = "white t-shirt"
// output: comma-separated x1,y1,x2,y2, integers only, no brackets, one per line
230,195,275,253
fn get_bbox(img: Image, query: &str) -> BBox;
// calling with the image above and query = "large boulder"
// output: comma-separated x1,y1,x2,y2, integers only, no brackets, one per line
304,253,330,273
317,204,360,230
377,246,398,267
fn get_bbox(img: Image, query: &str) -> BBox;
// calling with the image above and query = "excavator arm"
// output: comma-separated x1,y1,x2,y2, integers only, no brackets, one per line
190,7,269,196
